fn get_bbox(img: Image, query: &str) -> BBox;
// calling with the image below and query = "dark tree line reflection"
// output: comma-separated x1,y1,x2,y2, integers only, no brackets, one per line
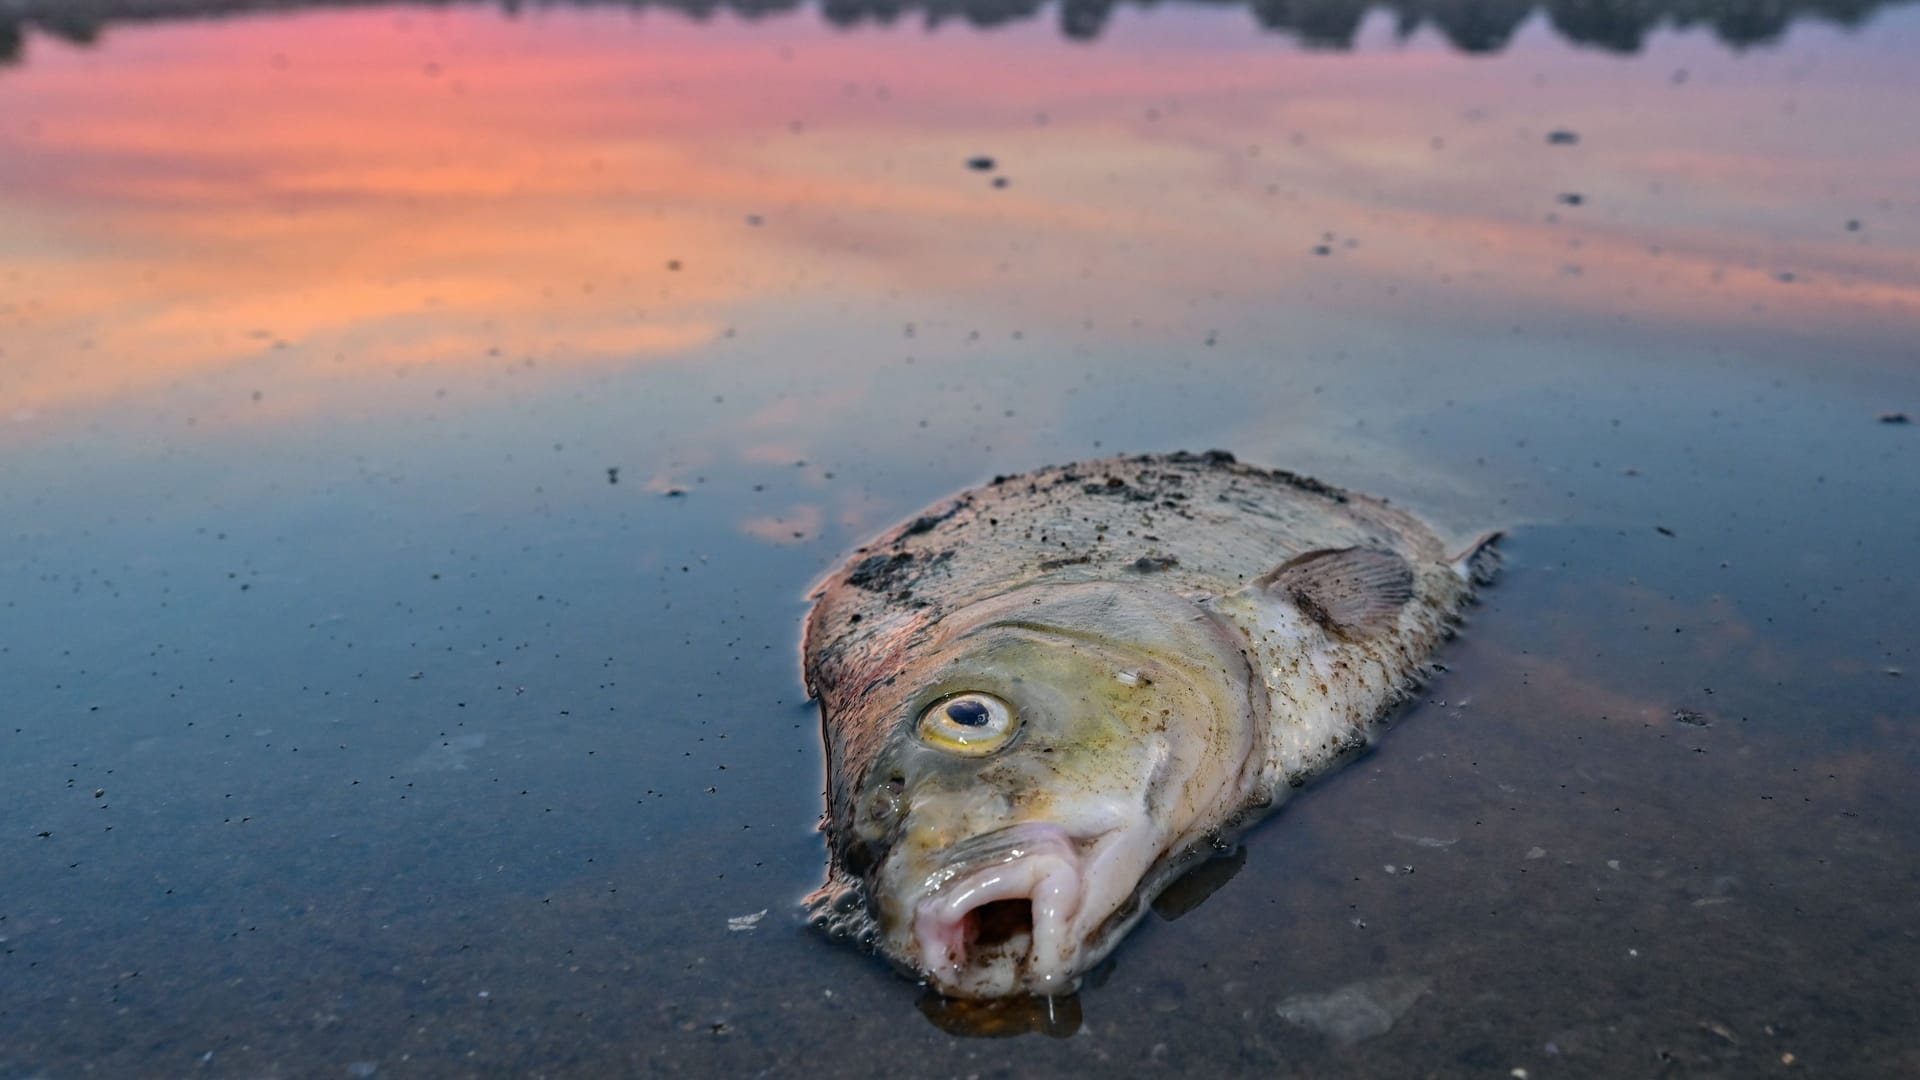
0,0,1912,67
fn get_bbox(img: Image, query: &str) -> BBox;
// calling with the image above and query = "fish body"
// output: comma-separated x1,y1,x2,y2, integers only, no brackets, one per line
802,451,1494,1000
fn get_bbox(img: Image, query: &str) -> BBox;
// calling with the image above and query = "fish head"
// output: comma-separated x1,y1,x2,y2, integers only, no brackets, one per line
828,581,1265,999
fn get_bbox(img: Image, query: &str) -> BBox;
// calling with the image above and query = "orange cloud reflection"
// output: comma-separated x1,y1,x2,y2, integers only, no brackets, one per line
2,8,1916,422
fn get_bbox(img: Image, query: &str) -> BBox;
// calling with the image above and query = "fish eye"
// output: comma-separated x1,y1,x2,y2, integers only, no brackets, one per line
917,692,1016,756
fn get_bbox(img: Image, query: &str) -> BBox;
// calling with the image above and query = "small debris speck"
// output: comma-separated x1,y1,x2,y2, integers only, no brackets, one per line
1546,129,1580,145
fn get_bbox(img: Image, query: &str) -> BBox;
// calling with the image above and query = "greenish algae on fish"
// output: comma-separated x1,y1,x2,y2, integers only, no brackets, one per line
802,451,1497,1000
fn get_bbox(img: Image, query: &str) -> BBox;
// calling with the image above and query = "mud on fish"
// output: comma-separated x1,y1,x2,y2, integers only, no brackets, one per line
802,451,1497,1000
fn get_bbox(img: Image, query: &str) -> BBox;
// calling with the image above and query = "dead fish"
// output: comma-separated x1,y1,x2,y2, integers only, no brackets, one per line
801,450,1497,1000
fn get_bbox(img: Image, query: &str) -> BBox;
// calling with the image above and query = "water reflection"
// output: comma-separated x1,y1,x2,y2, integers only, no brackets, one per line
917,987,1084,1037
4,3,1915,429
2,0,1914,61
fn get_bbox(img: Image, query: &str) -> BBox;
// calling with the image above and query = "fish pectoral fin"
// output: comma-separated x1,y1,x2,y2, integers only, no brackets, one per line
1252,547,1413,638
1450,530,1504,585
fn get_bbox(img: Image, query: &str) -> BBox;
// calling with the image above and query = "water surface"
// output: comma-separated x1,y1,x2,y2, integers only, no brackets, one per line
1,1,1916,1075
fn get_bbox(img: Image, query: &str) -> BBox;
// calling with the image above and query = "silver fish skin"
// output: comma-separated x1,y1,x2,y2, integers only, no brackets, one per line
802,451,1495,1000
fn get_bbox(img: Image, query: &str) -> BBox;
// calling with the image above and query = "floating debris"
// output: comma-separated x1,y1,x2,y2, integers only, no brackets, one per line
966,156,996,171
1878,412,1910,425
1274,975,1433,1045
1700,1019,1740,1045
407,733,488,773
1546,129,1581,145
727,909,768,932
1391,831,1459,849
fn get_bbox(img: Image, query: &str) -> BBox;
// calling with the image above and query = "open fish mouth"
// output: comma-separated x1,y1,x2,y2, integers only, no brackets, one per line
911,823,1091,998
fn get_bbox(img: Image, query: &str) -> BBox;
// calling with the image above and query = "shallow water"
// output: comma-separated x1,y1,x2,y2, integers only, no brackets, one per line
2,0,1917,1075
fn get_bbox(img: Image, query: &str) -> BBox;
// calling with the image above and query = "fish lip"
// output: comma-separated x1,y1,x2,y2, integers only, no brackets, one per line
923,821,1078,881
910,823,1092,998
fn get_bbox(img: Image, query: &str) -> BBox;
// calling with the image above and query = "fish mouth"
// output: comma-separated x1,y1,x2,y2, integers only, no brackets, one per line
911,823,1089,999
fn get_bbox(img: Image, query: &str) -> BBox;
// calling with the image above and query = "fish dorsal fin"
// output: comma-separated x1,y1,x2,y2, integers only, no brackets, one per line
1252,547,1413,638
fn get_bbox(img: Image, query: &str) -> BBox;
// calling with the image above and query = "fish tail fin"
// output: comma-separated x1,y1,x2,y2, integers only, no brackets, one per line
1450,530,1503,585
